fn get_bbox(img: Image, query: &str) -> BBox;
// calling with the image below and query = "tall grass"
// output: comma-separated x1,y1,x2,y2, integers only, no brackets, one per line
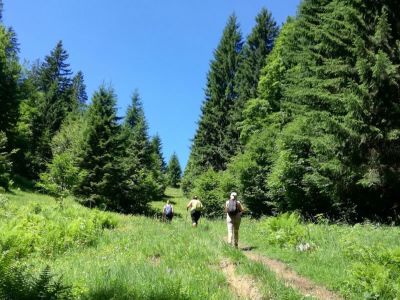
241,213,400,299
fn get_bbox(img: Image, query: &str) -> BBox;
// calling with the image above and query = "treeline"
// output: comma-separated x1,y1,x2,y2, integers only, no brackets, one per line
0,0,185,213
183,1,400,222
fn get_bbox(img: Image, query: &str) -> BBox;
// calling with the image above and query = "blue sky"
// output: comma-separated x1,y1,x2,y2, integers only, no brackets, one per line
3,0,301,168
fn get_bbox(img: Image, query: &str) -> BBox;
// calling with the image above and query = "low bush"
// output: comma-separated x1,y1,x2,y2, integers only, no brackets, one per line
0,255,72,300
191,169,236,218
343,241,400,299
0,198,118,259
259,213,311,248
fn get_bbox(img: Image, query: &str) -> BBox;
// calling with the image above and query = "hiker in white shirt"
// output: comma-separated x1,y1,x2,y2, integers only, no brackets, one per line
225,192,243,248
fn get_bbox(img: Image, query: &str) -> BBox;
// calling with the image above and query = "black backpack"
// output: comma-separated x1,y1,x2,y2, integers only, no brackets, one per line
165,204,173,217
227,199,238,216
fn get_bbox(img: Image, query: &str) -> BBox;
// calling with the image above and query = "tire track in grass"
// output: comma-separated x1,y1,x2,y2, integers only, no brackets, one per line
220,259,264,300
242,249,342,300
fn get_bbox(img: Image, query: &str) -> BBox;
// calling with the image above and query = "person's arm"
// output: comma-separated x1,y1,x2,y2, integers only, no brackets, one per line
224,201,227,213
186,200,192,211
238,202,244,213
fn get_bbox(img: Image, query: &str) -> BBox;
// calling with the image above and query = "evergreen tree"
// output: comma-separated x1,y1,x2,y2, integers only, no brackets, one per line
124,91,151,167
166,153,182,187
232,8,278,149
71,71,88,108
0,24,20,141
117,91,154,212
186,14,242,182
77,86,122,209
16,41,76,177
0,132,12,190
150,134,166,172
229,0,400,220
149,134,167,198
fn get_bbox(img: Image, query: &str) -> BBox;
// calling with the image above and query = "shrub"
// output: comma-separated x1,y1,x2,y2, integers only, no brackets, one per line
191,169,236,218
259,213,309,248
0,256,71,300
0,201,118,259
343,243,400,299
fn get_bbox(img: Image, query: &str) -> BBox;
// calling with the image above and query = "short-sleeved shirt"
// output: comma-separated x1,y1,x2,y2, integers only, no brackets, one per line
188,199,203,212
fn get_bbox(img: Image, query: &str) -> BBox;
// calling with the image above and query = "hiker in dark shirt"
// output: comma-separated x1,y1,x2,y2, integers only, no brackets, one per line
163,200,174,222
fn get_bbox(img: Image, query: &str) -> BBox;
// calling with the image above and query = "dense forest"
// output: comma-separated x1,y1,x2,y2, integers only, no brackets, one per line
1,0,400,222
183,0,400,222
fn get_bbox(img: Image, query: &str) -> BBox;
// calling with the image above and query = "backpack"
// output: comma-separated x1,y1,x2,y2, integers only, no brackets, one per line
165,204,173,217
227,199,238,216
194,200,203,211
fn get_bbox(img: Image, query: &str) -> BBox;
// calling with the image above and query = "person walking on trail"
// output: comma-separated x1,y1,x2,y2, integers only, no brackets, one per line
163,200,174,223
186,196,203,227
225,192,243,248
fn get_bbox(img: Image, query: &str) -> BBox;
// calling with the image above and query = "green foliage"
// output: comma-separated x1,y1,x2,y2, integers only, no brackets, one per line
37,113,87,200
37,152,86,199
259,213,308,248
191,169,236,218
77,86,122,209
0,259,72,300
116,92,166,212
187,14,242,176
0,25,20,139
343,242,400,299
0,132,13,190
166,152,181,187
232,8,279,149
0,196,117,259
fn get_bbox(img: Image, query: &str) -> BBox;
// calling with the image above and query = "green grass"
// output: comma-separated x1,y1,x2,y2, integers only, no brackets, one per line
2,187,399,299
240,218,400,299
1,188,305,299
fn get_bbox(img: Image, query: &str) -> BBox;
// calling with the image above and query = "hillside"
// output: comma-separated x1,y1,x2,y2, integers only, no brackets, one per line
1,188,399,299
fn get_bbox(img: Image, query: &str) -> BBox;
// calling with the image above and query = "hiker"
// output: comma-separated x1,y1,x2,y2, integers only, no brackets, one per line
225,192,243,248
163,200,174,222
186,196,203,227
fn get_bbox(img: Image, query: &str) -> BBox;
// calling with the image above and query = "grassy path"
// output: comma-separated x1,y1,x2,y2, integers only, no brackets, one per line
154,188,343,300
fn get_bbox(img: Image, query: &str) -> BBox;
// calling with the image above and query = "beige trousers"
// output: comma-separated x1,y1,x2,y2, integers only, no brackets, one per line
227,213,241,247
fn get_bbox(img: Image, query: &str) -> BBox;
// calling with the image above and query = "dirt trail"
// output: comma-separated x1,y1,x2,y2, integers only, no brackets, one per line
220,259,265,300
243,250,343,300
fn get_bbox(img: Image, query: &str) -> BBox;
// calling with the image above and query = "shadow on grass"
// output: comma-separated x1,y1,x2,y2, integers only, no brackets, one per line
241,246,257,252
11,175,36,192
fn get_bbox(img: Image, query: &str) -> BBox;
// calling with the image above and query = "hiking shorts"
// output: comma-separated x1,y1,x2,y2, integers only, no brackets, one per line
191,210,201,224
165,213,173,221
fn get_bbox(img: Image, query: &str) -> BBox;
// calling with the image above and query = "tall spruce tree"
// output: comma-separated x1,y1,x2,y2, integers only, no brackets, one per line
0,23,20,142
185,14,242,187
149,134,167,198
77,86,122,209
231,8,278,150
17,41,76,177
166,153,182,187
71,71,88,108
117,91,154,212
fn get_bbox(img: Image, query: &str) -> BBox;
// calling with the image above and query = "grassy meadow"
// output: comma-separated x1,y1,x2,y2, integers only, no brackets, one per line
1,187,399,299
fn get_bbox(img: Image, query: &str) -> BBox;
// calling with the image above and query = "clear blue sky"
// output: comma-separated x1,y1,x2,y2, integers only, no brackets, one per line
3,0,301,168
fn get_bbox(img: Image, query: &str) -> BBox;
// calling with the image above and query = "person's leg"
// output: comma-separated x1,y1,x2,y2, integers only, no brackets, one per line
233,216,241,248
192,211,199,227
227,217,234,245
